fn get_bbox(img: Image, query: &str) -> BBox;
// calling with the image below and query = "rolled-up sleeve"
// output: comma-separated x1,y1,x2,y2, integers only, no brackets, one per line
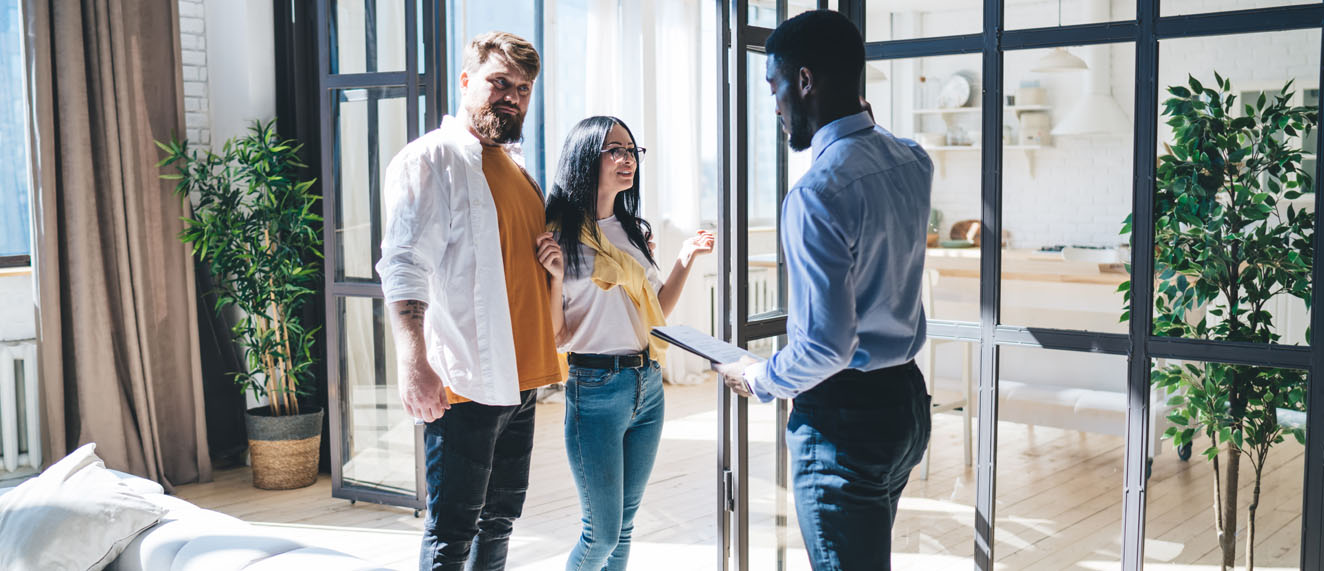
376,151,446,304
744,186,858,402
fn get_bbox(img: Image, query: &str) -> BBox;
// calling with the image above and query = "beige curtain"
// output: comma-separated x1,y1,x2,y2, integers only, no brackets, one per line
24,0,211,488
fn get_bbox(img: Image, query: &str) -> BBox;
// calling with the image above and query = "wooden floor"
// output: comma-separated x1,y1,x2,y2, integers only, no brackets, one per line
174,379,1306,570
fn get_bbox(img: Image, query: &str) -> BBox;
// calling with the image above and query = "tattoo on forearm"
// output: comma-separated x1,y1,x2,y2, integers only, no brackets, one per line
398,300,428,325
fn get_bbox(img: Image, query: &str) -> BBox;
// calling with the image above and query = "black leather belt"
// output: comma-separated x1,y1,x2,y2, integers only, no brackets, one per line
566,349,650,370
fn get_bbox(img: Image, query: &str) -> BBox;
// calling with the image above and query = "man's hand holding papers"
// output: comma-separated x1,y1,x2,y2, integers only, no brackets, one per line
650,325,764,398
715,357,759,398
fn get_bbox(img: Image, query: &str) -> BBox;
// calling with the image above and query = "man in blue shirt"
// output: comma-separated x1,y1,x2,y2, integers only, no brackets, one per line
716,10,933,570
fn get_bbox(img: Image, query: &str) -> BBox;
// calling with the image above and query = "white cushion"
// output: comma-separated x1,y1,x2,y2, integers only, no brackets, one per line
167,532,306,571
1071,390,1129,436
0,443,166,571
105,470,166,497
108,517,253,571
242,547,396,571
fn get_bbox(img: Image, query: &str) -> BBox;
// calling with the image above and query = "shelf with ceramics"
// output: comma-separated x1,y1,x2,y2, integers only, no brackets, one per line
912,105,1052,115
919,143,1046,178
909,72,1054,178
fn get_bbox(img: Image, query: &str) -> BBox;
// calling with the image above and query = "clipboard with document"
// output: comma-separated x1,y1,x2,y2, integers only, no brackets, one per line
651,325,766,365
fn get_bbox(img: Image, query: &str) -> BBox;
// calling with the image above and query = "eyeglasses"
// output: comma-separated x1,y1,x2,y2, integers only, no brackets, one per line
600,146,647,162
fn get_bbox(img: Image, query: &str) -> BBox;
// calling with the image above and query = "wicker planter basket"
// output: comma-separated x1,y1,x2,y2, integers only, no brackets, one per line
244,407,323,490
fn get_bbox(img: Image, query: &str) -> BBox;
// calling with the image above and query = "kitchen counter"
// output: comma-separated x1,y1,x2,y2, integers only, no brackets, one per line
749,248,1128,286
924,248,1128,286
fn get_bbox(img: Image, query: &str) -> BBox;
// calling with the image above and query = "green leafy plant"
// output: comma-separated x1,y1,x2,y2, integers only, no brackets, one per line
158,119,322,417
1120,73,1315,570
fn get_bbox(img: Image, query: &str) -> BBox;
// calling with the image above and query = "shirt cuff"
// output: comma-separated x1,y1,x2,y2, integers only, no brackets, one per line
743,360,776,403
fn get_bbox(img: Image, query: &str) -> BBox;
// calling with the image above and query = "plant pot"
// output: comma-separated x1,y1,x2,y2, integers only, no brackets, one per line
244,406,323,490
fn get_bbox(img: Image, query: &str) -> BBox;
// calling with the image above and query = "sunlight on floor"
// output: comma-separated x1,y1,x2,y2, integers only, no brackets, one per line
1081,564,1298,571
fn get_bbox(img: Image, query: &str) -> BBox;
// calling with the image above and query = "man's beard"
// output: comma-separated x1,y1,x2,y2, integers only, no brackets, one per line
785,96,813,152
470,102,525,144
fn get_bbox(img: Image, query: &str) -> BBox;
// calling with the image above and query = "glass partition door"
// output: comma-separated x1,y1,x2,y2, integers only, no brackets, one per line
719,1,1324,570
717,2,804,570
318,0,440,510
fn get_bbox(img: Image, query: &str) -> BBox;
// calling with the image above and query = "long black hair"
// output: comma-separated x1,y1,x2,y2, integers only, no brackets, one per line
545,116,656,278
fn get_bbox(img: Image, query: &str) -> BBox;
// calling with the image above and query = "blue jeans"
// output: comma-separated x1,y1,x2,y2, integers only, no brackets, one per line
563,359,665,571
419,389,536,571
787,362,931,571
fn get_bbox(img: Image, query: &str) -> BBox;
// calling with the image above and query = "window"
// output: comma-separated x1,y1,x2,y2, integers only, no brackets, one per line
0,0,32,267
723,1,1324,569
447,0,546,187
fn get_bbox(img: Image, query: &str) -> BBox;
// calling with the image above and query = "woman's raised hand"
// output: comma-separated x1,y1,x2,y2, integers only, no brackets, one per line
681,230,715,267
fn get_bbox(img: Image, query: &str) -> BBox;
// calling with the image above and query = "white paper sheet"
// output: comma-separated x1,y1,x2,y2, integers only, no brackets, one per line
651,325,766,365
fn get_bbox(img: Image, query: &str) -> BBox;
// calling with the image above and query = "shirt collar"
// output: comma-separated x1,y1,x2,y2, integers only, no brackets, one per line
810,111,875,161
440,115,524,162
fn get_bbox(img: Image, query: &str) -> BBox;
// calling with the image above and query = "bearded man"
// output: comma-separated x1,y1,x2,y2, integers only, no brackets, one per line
375,31,562,571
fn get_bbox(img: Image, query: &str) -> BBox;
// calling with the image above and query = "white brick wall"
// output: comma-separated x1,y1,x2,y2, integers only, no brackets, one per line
1162,0,1307,16
179,0,210,147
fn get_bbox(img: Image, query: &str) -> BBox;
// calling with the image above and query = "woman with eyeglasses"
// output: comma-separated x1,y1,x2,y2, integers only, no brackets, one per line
535,115,713,570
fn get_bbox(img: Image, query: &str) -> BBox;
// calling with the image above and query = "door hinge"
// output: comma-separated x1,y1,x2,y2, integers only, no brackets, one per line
722,469,735,512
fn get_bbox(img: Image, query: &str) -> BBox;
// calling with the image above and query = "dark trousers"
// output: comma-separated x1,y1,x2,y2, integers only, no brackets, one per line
787,362,931,571
419,389,537,571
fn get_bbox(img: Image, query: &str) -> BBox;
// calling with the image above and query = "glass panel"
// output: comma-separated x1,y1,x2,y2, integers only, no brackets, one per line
1307,87,1320,180
789,0,827,19
0,0,31,258
864,0,981,42
749,0,778,28
867,53,984,323
446,0,544,186
905,338,979,565
1000,43,1135,333
331,0,407,74
745,336,979,568
750,0,835,25
419,94,427,135
1152,30,1319,346
747,51,785,318
334,87,411,282
745,338,803,570
1162,0,1318,17
337,296,412,495
995,347,1127,568
1008,0,1136,31
417,0,425,71
1145,359,1307,568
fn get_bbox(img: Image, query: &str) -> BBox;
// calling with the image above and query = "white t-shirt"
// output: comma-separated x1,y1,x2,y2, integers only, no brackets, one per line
558,216,664,356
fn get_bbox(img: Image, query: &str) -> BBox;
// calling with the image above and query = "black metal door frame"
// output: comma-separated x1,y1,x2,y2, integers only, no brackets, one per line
316,0,441,510
716,2,822,570
716,1,1324,570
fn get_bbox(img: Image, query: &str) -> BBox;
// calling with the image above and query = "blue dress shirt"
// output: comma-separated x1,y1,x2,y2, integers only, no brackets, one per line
744,111,933,402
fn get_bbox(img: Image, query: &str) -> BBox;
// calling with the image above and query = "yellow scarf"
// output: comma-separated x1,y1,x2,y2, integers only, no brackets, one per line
554,223,668,376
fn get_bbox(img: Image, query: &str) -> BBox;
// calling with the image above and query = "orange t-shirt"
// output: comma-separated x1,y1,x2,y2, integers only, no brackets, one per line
446,146,561,404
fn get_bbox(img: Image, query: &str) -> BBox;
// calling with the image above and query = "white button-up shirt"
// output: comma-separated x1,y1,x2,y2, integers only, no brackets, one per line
375,115,531,406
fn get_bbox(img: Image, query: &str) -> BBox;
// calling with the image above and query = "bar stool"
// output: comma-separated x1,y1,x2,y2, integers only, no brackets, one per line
919,268,974,480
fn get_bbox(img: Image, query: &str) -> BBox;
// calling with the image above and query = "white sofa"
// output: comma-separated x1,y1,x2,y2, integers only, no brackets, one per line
926,341,1176,458
924,270,1177,459
0,469,394,571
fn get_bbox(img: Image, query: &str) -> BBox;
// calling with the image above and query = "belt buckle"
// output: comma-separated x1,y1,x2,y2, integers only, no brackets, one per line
617,354,640,369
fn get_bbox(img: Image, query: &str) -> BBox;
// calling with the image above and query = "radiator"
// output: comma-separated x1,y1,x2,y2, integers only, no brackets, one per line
702,268,780,356
0,341,39,473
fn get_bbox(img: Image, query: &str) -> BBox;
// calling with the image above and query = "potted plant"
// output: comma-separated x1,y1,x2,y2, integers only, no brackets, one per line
1120,73,1315,570
158,119,324,490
